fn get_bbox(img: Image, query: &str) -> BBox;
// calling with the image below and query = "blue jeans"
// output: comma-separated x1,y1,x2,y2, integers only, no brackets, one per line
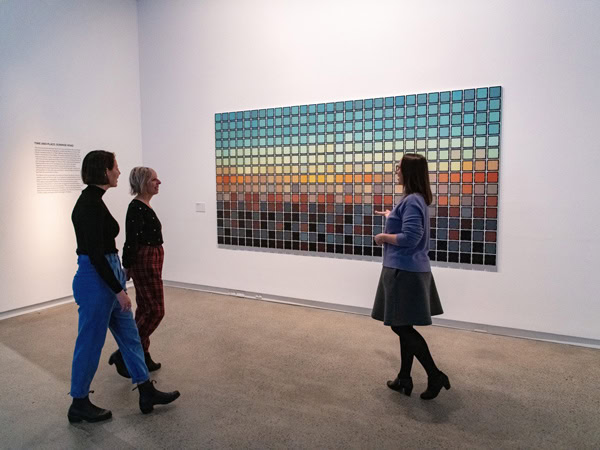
70,253,149,398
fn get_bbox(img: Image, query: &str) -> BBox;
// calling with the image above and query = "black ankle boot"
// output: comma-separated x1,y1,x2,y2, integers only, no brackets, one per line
387,376,413,396
420,371,451,400
144,352,161,372
137,380,180,414
67,393,112,423
108,350,131,378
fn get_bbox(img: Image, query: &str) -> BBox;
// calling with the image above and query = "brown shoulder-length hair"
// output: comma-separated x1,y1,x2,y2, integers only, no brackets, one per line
400,153,433,205
81,150,115,185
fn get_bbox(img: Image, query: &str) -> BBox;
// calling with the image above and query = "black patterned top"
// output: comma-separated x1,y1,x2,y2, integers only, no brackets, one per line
122,199,163,268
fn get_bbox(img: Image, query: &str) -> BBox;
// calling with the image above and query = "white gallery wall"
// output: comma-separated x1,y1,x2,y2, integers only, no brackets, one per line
1,0,598,342
137,0,600,340
0,0,143,313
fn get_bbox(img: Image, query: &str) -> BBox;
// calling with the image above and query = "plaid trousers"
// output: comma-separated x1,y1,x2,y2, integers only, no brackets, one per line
130,245,165,353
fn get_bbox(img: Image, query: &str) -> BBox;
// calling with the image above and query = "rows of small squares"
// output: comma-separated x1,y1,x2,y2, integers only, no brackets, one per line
215,184,497,208
214,165,499,221
215,87,501,150
216,202,386,256
216,144,500,169
215,87,501,267
215,180,499,265
216,197,497,264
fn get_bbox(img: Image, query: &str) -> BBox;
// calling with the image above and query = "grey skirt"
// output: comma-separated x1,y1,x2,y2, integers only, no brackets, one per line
371,267,443,326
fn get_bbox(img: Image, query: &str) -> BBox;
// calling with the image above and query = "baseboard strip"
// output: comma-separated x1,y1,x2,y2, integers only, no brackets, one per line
0,296,74,321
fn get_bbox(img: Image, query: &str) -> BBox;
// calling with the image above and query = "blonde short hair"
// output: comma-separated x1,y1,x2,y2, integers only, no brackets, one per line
129,166,153,195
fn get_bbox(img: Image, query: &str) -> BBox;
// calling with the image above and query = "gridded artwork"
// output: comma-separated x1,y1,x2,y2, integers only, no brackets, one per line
215,86,501,266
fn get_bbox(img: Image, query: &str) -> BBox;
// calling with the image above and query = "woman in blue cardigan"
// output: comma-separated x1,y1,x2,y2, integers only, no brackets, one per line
372,153,449,400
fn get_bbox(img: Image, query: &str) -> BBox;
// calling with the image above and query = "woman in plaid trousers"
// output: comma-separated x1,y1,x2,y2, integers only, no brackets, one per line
109,166,166,377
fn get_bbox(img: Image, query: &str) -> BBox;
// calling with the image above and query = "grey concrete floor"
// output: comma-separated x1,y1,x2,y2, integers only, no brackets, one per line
0,286,599,449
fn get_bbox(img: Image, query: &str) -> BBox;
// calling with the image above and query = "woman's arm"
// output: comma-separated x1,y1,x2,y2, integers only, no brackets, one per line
393,202,425,248
122,204,142,269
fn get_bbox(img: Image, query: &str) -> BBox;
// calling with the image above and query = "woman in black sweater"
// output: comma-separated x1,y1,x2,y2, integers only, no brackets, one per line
109,166,166,375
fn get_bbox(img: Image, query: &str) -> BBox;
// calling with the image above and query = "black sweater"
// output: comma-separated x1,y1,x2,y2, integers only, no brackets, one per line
122,199,163,268
71,185,123,293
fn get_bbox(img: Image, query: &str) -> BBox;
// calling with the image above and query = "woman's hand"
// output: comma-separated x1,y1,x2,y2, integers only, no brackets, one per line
116,290,132,312
374,233,397,246
375,210,391,219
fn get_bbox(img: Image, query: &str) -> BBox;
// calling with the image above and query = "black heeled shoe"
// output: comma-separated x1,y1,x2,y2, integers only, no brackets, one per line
387,376,413,396
420,371,451,400
137,380,180,414
144,352,161,372
67,392,112,423
108,350,131,378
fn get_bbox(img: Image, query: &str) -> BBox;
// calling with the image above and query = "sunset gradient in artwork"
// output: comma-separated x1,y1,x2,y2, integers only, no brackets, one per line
215,87,500,266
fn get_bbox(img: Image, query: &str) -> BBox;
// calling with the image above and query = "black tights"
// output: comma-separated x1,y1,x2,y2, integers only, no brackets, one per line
391,326,439,379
